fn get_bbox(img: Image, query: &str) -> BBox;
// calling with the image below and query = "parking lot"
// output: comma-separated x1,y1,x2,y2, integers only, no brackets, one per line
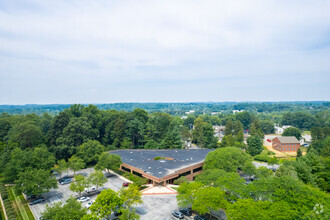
137,194,194,220
29,168,192,220
29,168,126,219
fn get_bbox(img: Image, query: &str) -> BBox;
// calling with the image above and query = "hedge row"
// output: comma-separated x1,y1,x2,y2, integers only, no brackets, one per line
0,183,18,220
254,154,272,162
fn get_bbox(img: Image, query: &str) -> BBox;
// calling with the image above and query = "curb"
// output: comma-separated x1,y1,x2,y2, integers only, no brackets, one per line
0,193,8,220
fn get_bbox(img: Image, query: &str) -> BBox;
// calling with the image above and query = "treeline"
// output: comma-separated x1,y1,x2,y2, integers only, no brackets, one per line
0,105,329,183
0,101,329,115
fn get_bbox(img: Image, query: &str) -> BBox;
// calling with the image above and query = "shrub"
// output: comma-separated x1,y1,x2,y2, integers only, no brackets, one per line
173,176,188,185
254,154,272,162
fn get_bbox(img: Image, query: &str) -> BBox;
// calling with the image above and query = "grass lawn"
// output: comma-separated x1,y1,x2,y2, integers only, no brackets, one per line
303,131,311,135
6,187,34,220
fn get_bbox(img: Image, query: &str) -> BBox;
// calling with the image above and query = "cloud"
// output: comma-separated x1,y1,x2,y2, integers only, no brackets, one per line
0,0,330,104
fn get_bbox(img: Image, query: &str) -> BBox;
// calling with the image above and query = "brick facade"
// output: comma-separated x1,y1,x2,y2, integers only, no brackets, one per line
120,162,204,186
272,137,301,152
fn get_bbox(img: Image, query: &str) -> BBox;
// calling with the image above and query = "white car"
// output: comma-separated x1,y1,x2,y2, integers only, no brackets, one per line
77,197,90,203
85,201,94,209
85,186,97,193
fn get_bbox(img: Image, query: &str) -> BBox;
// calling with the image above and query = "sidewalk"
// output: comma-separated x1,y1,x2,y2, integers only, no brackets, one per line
141,184,178,195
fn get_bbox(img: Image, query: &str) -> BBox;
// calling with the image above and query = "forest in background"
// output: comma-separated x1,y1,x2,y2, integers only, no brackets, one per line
0,101,329,115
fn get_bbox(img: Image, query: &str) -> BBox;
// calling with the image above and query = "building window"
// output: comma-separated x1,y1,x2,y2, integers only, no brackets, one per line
133,171,142,177
193,167,203,173
179,170,191,177
122,166,131,172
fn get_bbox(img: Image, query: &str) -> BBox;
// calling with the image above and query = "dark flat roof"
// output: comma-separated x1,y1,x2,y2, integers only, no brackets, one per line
110,149,213,178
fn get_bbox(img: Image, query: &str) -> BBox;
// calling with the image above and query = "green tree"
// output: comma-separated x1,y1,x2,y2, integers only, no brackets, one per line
246,135,263,156
225,119,234,136
161,122,182,149
7,121,43,149
54,159,68,178
119,184,142,208
192,118,205,145
30,146,56,171
192,187,228,215
42,196,87,220
77,140,105,164
202,123,218,148
204,147,251,172
275,165,298,179
214,171,245,200
249,119,264,139
242,162,257,179
282,127,302,140
235,111,252,130
195,169,225,186
60,117,93,147
173,176,188,185
89,189,124,220
15,169,58,196
95,153,122,175
70,175,88,196
220,134,236,148
261,120,275,134
176,182,204,208
119,208,140,220
88,170,107,190
255,166,273,178
297,148,302,158
68,155,85,176
127,118,145,147
236,130,244,143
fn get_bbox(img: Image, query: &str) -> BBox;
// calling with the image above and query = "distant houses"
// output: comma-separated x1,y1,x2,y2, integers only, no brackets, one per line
274,125,292,134
233,110,244,114
272,136,300,152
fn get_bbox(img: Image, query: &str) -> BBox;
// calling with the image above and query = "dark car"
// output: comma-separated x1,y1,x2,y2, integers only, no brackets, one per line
122,182,130,187
27,195,37,200
172,211,184,219
194,215,206,220
29,197,45,205
179,208,192,216
60,178,72,185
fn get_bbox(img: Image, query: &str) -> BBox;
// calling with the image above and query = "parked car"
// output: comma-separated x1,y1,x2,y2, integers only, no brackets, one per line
172,211,184,219
27,195,37,200
77,197,90,203
267,139,271,142
60,178,72,185
194,215,206,220
85,186,97,193
29,197,45,205
303,143,309,147
179,208,192,216
122,182,130,187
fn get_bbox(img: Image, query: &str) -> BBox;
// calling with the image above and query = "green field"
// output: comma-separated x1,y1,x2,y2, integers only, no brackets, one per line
6,187,35,220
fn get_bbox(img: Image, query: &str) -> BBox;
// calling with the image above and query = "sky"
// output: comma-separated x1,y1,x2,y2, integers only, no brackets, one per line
0,0,330,104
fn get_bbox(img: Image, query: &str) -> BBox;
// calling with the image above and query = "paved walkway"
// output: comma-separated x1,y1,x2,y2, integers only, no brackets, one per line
141,184,178,195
